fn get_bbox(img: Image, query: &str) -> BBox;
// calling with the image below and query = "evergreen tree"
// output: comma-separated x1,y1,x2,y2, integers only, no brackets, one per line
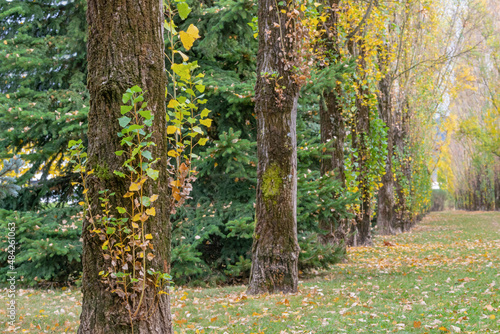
0,0,88,211
0,157,23,199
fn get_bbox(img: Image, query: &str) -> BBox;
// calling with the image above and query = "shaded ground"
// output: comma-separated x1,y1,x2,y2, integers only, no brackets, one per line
2,211,500,333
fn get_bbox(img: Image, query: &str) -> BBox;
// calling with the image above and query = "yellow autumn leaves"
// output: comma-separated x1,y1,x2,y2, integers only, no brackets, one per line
179,24,200,51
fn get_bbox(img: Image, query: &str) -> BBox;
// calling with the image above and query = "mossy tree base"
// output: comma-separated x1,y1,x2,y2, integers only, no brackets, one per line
247,0,300,295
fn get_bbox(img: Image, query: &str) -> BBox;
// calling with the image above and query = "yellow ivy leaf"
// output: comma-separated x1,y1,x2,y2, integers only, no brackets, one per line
131,222,139,228
200,108,210,118
146,207,156,216
200,118,212,127
129,182,140,192
102,240,109,250
179,24,200,51
145,234,153,240
171,63,190,81
132,214,141,222
177,50,189,62
150,194,159,202
168,150,179,157
167,99,179,108
167,126,179,135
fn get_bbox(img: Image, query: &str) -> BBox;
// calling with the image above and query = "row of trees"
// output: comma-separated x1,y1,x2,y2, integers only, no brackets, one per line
437,0,500,210
1,0,498,332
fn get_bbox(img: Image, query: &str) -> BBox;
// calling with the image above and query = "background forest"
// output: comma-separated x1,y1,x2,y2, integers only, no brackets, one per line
0,0,499,290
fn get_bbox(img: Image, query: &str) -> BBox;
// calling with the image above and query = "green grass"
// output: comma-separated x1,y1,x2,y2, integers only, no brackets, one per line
2,211,500,333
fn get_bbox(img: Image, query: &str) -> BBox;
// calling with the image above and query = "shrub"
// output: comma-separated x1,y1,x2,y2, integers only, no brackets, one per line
0,207,82,286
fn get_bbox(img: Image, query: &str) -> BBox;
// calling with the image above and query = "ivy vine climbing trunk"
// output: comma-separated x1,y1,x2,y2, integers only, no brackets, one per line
247,0,300,295
349,41,372,247
78,0,172,333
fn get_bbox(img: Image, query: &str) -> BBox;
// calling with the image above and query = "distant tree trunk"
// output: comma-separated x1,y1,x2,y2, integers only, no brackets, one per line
495,161,500,210
377,68,396,235
318,0,347,246
78,1,171,333
350,42,372,247
319,89,348,245
393,99,410,232
352,97,372,246
247,0,300,295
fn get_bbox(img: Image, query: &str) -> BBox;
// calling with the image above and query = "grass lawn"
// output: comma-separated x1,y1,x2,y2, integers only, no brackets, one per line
2,211,500,333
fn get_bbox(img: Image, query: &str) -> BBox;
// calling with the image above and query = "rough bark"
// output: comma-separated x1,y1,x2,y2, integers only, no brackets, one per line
78,1,172,333
349,42,372,247
393,99,410,233
377,69,397,235
352,96,372,246
247,0,300,295
319,89,348,245
318,0,348,246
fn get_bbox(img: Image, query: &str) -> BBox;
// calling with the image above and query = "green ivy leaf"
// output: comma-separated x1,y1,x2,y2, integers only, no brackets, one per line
121,105,133,115
139,109,152,119
116,207,127,214
195,84,205,93
177,2,191,20
128,124,144,132
147,168,159,180
141,196,151,207
141,150,153,160
122,92,132,103
130,85,142,93
118,116,132,128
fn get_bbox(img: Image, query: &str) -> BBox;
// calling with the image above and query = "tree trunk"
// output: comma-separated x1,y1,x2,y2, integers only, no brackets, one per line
247,0,300,295
350,42,372,247
352,97,372,246
377,69,397,235
319,89,348,245
78,1,172,333
393,99,409,233
318,0,348,246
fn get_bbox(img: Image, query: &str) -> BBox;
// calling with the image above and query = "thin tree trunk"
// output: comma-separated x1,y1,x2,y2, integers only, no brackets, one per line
247,0,300,295
350,42,372,247
393,99,409,233
319,90,348,245
352,97,372,246
78,1,171,333
318,0,348,246
377,69,396,235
